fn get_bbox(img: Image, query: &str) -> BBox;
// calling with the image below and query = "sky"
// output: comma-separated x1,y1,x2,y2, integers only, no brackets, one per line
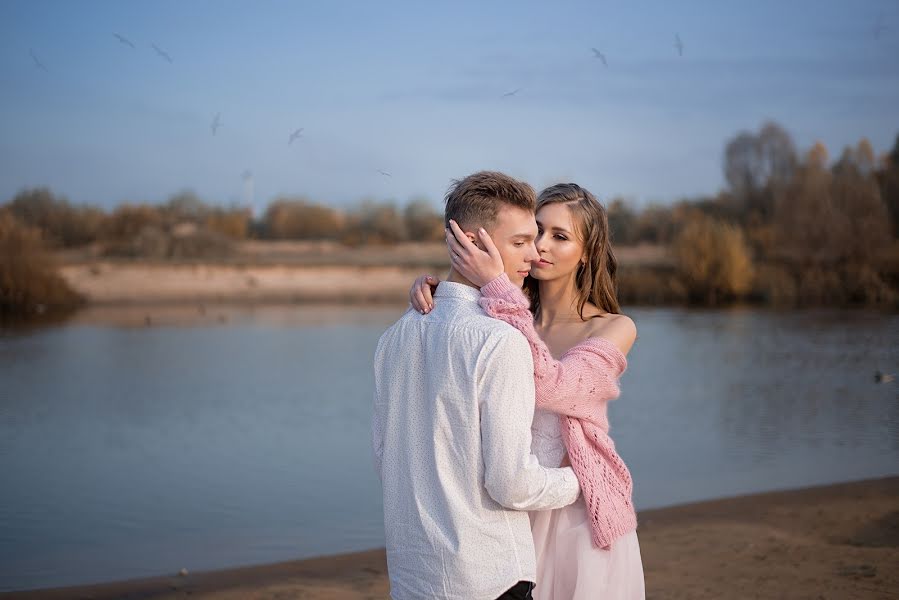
1,0,897,213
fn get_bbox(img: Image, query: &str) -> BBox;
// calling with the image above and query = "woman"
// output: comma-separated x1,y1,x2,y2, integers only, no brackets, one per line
409,183,644,599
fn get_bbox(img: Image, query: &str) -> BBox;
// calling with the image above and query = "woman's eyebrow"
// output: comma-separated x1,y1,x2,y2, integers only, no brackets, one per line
536,221,572,235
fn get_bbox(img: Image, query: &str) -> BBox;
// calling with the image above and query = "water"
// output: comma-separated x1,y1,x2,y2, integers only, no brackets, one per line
0,305,896,592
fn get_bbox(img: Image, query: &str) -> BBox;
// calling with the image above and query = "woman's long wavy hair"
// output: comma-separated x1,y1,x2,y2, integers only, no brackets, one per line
524,183,620,319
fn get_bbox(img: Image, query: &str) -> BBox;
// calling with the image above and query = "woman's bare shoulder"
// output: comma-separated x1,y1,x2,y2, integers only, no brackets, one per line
587,313,637,356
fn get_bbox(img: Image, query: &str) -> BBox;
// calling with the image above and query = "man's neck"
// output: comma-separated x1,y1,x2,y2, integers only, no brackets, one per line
445,268,479,289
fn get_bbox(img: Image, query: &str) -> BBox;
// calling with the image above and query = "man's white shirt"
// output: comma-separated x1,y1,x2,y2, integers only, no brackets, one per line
372,281,581,600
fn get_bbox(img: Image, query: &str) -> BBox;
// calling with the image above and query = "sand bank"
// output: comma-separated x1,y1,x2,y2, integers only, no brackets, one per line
54,242,670,305
6,477,896,600
59,263,443,305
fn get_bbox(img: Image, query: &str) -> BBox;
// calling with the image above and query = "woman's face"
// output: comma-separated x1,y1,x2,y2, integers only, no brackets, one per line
530,202,585,282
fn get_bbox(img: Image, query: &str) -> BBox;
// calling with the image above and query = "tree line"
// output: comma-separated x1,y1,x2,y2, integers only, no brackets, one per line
2,121,898,316
0,189,446,258
612,122,897,307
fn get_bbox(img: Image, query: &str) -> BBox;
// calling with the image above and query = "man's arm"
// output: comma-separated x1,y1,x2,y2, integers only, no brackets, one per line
371,388,384,481
479,330,580,511
479,274,626,422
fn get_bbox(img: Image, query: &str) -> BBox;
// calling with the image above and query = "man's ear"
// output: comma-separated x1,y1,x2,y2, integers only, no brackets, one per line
466,231,484,250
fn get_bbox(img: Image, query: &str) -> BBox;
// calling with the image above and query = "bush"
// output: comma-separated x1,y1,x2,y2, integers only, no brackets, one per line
0,213,82,319
842,265,896,306
404,199,443,242
263,198,343,240
617,267,687,305
341,201,408,245
673,214,754,304
607,198,637,245
169,229,234,259
749,263,798,306
797,267,846,306
205,208,251,240
103,224,234,260
7,187,106,247
104,203,165,241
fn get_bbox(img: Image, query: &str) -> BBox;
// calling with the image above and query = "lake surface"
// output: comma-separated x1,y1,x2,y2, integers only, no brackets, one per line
1,305,897,592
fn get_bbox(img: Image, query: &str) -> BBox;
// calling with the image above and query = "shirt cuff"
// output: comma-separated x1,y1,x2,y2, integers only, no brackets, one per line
559,466,581,505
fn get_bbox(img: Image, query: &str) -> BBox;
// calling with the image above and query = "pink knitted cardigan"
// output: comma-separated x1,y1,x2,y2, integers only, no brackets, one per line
479,273,638,549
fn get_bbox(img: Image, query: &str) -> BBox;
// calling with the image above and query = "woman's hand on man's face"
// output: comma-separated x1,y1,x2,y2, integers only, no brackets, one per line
446,220,504,288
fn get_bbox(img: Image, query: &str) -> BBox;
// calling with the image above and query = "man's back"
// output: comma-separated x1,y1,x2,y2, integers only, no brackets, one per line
372,282,580,600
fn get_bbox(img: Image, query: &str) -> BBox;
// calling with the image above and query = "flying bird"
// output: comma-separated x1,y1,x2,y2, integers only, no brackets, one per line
502,88,522,98
29,49,48,72
288,128,304,145
591,48,608,67
377,169,392,177
674,34,684,57
211,113,222,135
151,43,173,63
113,33,136,49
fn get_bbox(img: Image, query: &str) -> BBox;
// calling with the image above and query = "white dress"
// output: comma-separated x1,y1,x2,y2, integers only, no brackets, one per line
529,408,646,600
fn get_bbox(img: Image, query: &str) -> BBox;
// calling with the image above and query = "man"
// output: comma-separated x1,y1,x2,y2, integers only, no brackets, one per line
372,171,581,600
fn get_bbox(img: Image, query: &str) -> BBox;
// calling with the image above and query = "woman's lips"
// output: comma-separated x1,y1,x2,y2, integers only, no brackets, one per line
535,259,553,267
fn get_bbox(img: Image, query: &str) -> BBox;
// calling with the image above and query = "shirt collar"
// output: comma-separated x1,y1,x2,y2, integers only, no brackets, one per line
434,281,481,303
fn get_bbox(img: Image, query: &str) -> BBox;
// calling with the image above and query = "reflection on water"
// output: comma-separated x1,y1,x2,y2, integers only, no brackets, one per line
615,308,899,509
0,305,897,592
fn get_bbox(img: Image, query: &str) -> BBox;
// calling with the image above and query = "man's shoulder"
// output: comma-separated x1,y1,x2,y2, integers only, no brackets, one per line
379,305,523,345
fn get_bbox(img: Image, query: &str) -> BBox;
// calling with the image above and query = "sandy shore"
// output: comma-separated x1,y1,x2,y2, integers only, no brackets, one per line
58,264,444,305
6,477,896,600
54,242,671,305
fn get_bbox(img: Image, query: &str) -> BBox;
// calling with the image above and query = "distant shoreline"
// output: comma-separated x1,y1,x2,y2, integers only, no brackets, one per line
54,241,672,306
59,263,437,305
6,476,897,600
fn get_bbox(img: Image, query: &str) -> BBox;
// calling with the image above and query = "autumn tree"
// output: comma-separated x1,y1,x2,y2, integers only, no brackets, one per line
876,133,899,238
723,121,798,227
404,198,443,242
0,213,82,318
263,198,343,240
342,201,408,245
672,212,753,304
830,139,892,263
6,187,106,247
607,198,637,244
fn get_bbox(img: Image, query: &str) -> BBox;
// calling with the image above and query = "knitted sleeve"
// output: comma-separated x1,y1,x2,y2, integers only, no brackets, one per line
478,274,627,424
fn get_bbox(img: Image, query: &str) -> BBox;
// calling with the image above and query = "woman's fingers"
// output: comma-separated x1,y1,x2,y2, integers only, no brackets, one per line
445,220,504,287
477,228,502,262
412,285,425,312
446,228,466,258
420,277,435,307
409,275,435,313
448,220,478,254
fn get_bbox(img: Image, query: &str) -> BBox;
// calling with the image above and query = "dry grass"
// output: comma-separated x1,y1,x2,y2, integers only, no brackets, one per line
0,213,83,320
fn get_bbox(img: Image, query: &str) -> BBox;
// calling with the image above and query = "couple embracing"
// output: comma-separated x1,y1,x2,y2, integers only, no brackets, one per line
372,171,644,599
